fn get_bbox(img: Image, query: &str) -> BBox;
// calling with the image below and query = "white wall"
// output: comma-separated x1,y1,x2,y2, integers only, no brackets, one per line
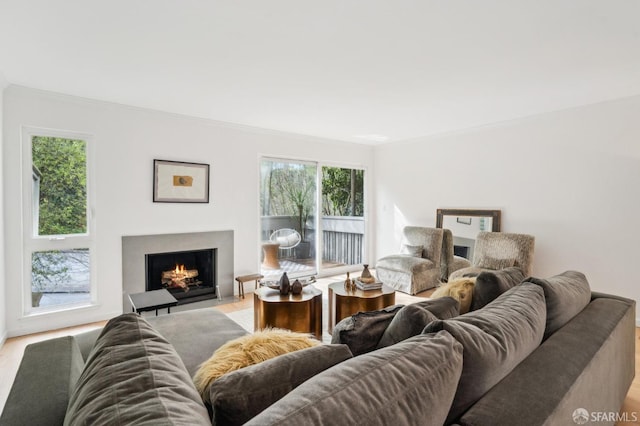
375,96,640,319
3,86,374,337
0,72,7,346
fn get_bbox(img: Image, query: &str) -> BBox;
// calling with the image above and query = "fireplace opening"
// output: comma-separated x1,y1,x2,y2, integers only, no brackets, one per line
454,245,470,259
145,248,216,304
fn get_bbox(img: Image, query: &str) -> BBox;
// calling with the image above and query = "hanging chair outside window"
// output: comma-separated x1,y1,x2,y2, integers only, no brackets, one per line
270,228,302,250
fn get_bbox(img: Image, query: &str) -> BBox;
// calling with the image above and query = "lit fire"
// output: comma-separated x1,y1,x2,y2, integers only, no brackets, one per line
174,264,186,276
161,264,200,292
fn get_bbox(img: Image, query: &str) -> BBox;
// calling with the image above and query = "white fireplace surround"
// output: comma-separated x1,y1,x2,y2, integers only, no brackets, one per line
121,230,234,312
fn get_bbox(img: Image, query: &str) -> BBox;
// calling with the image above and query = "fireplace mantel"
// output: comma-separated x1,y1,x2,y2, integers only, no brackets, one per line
122,230,234,312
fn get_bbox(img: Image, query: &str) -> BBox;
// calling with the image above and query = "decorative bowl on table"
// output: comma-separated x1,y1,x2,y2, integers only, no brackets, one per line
262,276,316,290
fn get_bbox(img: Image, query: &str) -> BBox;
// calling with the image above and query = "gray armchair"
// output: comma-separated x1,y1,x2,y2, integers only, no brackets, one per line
448,231,535,280
375,226,444,295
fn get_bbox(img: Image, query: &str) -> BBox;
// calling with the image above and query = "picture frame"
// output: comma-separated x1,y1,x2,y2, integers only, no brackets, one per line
456,217,472,225
153,159,210,203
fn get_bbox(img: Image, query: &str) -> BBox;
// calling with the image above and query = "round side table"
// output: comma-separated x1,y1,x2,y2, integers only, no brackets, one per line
254,285,323,340
328,282,396,333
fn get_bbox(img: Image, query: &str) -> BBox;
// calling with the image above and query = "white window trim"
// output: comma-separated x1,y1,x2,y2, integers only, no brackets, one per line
21,126,97,316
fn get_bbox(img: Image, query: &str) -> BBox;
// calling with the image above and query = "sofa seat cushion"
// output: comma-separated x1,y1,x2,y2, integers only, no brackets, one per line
471,266,525,311
377,297,459,348
376,255,441,294
245,332,464,426
146,307,249,376
525,270,591,339
331,304,404,355
423,283,546,424
207,344,353,425
376,255,435,273
64,313,210,426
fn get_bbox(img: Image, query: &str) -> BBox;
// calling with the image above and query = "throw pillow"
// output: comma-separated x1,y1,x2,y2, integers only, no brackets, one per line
423,283,546,424
524,270,591,339
400,244,424,257
377,297,460,348
193,328,320,396
476,256,516,270
431,277,476,314
207,344,353,426
331,304,404,355
245,332,464,426
471,266,525,311
64,313,210,426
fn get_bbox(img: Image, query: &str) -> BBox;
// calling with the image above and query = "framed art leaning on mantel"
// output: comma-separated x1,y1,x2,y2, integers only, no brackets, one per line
153,159,210,203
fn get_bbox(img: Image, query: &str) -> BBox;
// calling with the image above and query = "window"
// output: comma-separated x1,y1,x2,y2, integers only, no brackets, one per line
259,158,366,279
260,159,318,279
23,129,95,312
321,166,365,270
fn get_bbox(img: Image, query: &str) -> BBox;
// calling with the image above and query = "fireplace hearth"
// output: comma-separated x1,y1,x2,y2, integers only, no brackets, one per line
145,248,217,304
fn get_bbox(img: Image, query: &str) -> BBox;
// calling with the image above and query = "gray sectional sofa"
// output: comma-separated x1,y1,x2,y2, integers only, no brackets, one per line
0,269,635,426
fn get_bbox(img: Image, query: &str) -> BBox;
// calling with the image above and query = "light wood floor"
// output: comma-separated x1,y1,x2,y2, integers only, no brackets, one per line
1,275,639,425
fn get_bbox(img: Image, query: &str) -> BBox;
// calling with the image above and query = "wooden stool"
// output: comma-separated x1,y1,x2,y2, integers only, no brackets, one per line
235,274,264,299
261,242,280,269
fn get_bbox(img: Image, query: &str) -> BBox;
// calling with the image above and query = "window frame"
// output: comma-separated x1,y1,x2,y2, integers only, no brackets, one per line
258,156,368,278
317,161,368,276
21,127,97,316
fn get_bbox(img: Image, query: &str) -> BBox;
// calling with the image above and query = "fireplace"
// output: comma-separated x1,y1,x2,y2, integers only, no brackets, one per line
122,230,234,313
454,245,470,259
145,248,217,304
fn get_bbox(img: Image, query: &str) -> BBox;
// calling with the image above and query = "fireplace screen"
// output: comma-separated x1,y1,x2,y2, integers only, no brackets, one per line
145,248,216,303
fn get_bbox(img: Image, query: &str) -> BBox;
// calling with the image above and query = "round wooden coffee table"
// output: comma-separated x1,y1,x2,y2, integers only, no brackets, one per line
254,285,323,339
328,282,396,333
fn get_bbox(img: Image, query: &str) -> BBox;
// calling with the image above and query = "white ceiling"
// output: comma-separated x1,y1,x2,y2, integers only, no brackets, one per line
1,1,639,144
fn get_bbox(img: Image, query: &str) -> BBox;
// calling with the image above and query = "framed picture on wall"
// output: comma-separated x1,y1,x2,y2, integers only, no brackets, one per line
153,159,210,203
456,217,472,225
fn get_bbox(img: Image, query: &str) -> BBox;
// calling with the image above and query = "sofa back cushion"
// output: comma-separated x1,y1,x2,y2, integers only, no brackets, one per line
64,313,210,426
207,344,353,425
246,331,463,426
524,270,591,339
423,283,546,424
377,297,459,348
471,266,525,311
456,295,635,426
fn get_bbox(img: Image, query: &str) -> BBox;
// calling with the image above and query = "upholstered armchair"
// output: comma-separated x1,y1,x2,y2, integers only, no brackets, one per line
448,231,535,280
375,226,444,295
440,229,472,281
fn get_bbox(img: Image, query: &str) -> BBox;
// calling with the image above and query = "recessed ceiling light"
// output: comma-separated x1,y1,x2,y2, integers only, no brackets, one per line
352,134,389,142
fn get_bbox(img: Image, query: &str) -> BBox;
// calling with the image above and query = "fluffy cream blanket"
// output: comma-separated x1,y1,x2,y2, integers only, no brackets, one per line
192,328,319,396
431,277,476,314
